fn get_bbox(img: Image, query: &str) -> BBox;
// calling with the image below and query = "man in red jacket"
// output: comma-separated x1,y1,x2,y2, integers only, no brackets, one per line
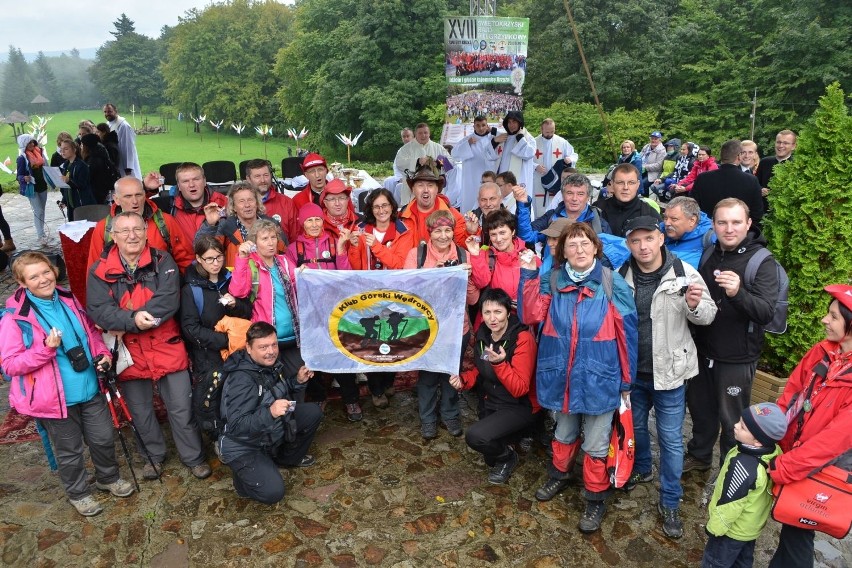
244,159,299,244
87,211,210,481
292,153,330,210
163,162,228,242
87,177,194,273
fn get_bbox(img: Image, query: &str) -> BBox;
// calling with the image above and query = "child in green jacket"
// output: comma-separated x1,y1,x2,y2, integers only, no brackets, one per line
702,402,786,568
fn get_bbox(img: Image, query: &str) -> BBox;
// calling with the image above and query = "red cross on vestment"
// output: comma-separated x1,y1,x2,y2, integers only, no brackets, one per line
553,148,562,159
534,149,542,159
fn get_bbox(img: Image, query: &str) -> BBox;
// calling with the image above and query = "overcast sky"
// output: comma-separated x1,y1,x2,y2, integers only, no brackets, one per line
6,0,294,58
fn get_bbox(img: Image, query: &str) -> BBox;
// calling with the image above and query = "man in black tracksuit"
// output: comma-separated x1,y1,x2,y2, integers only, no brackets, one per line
596,163,661,237
218,322,322,504
684,198,779,472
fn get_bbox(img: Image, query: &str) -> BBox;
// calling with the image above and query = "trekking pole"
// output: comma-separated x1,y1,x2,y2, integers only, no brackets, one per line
97,352,163,483
97,358,140,491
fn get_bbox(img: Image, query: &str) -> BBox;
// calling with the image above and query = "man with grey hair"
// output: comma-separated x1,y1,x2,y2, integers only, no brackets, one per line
691,140,764,224
87,211,211,481
514,173,611,265
663,196,714,268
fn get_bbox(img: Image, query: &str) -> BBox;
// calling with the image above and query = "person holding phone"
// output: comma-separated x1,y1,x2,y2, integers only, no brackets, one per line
0,252,134,517
449,288,539,485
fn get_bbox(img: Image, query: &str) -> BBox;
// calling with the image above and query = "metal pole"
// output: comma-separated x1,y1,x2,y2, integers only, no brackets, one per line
561,0,615,160
750,89,757,140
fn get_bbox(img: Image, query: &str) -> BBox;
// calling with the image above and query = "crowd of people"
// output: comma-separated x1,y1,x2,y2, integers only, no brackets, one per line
446,52,525,76
2,110,849,567
446,90,523,123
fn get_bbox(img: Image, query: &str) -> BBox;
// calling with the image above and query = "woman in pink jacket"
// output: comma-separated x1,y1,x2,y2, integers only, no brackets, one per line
0,253,133,517
673,145,718,194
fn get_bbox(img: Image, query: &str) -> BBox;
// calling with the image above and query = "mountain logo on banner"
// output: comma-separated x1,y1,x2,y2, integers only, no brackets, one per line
329,290,439,366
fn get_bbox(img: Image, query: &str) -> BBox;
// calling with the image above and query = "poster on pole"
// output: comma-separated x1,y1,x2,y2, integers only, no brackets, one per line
444,16,530,128
298,268,468,375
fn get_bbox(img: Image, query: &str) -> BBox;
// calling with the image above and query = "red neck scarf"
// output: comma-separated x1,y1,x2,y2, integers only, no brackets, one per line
26,146,45,169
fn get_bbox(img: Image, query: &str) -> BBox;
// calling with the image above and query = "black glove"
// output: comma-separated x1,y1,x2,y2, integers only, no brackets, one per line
515,133,523,142
491,139,500,149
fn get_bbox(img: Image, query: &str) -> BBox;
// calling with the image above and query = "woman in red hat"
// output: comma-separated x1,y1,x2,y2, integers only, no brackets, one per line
767,284,852,567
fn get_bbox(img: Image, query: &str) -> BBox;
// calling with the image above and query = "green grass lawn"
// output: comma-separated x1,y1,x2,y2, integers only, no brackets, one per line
1,110,392,189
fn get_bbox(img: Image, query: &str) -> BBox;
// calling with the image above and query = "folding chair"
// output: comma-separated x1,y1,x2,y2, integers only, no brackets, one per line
73,204,111,222
159,162,182,187
281,157,305,179
202,161,238,192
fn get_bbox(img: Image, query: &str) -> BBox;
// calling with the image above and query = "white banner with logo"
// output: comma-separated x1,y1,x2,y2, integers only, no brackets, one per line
297,267,468,375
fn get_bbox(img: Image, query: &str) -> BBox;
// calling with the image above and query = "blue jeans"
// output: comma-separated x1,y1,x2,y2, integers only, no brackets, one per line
702,534,755,568
553,409,614,458
29,191,48,239
631,379,685,509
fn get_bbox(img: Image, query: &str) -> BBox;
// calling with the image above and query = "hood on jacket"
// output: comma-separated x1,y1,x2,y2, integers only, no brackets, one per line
474,312,526,345
17,134,35,151
669,211,713,244
184,262,231,288
502,110,525,133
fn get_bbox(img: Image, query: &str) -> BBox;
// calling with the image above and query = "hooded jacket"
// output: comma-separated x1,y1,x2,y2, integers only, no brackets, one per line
87,200,195,273
664,210,713,269
680,155,718,192
519,261,638,414
87,245,188,381
457,315,540,413
180,263,252,378
494,111,536,190
769,340,852,485
15,134,50,195
693,228,779,363
286,231,351,270
597,193,662,237
620,250,717,390
0,287,110,419
218,349,306,459
317,184,359,239
196,214,286,268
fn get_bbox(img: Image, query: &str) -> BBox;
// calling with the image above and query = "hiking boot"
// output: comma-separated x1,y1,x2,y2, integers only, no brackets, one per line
624,470,654,492
658,503,684,539
535,476,571,501
488,449,519,485
190,463,212,479
142,461,164,480
372,394,389,409
421,422,438,440
578,499,607,533
443,418,463,437
346,403,363,422
682,454,711,474
95,478,135,498
298,454,316,468
70,495,103,517
0,239,15,253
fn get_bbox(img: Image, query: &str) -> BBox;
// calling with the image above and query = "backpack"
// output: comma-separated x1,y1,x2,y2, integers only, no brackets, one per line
295,240,336,267
699,245,789,334
416,240,467,268
190,268,258,314
192,369,228,440
103,209,170,249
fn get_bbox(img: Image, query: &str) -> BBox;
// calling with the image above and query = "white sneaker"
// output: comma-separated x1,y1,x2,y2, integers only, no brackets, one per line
69,495,103,517
95,477,135,497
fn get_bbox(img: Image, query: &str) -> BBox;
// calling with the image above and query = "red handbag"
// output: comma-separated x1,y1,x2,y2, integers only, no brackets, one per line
607,398,635,488
771,465,852,539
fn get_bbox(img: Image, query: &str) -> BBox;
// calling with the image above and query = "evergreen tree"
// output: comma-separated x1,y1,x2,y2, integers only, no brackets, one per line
763,83,852,373
111,14,137,39
32,52,63,112
1,46,37,113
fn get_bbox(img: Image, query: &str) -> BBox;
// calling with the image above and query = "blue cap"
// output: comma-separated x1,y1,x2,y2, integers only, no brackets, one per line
650,131,663,138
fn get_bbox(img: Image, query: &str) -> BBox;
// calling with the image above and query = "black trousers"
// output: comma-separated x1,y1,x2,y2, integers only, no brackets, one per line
276,341,356,403
227,402,322,505
465,404,537,466
366,372,395,397
768,525,815,568
686,358,757,466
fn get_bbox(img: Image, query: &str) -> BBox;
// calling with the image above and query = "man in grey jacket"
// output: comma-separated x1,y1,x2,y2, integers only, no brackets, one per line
620,216,717,539
639,131,667,195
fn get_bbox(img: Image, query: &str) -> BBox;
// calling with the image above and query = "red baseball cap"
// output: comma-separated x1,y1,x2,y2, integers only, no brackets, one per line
300,153,327,172
825,284,852,311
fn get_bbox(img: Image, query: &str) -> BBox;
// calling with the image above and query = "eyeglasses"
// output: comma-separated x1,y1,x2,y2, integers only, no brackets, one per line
565,241,594,251
324,195,348,203
201,254,224,263
612,180,639,188
372,203,391,210
111,227,146,237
